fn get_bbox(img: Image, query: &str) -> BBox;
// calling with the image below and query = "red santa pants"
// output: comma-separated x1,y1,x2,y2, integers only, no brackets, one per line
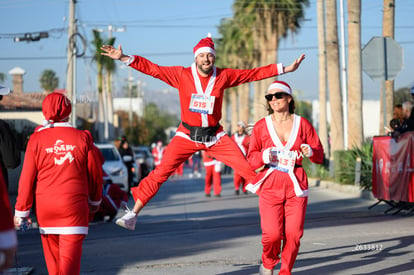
233,172,247,192
41,234,85,275
132,134,256,205
204,165,222,196
259,175,307,274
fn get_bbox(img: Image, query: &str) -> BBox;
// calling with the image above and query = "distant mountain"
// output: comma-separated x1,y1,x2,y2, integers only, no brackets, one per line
144,88,181,118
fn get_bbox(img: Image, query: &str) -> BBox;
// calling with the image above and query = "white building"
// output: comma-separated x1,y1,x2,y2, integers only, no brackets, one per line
312,99,381,140
113,97,144,117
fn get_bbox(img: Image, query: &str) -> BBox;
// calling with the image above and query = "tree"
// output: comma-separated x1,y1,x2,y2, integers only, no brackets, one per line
229,0,309,123
92,30,116,142
103,36,116,140
381,0,395,134
0,72,6,83
39,69,59,93
91,29,105,142
325,0,344,154
347,0,363,148
316,0,330,159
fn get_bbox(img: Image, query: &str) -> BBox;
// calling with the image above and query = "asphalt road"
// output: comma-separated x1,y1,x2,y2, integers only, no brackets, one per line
7,172,414,275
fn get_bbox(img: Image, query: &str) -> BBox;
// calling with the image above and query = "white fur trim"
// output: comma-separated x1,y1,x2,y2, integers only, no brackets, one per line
124,55,135,66
14,209,30,218
39,226,88,235
277,63,284,74
262,148,272,164
300,144,313,157
88,198,102,206
194,47,216,58
267,82,292,95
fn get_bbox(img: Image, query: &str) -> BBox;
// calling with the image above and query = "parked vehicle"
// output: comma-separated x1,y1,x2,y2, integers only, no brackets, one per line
96,143,129,192
132,145,155,178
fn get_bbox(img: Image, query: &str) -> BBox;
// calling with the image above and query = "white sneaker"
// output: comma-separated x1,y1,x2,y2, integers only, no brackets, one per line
115,207,137,230
259,264,273,275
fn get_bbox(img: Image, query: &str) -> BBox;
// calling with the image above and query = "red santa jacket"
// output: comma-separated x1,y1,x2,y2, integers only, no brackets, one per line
15,124,103,235
247,115,324,197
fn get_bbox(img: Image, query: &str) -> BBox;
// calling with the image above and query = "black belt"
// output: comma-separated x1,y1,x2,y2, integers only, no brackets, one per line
182,122,219,142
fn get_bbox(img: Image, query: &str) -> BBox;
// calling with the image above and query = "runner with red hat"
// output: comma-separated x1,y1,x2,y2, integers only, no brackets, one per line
14,92,104,275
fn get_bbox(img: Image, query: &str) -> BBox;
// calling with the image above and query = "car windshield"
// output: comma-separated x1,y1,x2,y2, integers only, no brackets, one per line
134,147,150,157
100,147,120,161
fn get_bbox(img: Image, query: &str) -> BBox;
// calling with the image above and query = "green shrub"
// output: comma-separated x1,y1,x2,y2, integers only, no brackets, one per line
302,156,330,179
332,141,373,190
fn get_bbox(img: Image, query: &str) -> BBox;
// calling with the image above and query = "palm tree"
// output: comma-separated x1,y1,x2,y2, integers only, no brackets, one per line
91,29,106,142
325,0,344,154
39,69,59,93
382,0,395,134
316,0,330,159
347,0,363,148
231,0,309,122
0,73,5,83
216,17,252,131
103,37,116,140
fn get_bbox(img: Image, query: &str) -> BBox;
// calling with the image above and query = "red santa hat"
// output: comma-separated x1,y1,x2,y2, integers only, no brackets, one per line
193,33,215,59
267,80,292,95
42,92,72,123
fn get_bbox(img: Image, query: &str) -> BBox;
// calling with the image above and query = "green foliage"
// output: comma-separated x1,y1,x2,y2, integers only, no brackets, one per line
0,72,6,83
302,157,330,179
39,69,59,92
295,99,313,124
332,141,373,190
119,103,179,146
394,87,411,105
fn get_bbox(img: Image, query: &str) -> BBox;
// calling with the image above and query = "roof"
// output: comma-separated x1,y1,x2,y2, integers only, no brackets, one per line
0,91,45,110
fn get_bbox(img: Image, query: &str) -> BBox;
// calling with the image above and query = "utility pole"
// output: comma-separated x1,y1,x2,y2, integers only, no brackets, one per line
339,0,348,148
66,0,77,125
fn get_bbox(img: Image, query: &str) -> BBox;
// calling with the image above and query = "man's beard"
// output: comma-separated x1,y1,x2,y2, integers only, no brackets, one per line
197,62,213,75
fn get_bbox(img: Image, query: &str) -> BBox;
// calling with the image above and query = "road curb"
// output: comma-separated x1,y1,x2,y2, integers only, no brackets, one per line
308,178,375,201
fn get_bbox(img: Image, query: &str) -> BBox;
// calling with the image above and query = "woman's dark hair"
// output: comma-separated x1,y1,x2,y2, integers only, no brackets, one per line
266,95,295,115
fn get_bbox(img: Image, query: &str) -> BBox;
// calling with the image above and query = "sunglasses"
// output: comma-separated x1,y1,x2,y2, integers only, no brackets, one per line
265,93,285,101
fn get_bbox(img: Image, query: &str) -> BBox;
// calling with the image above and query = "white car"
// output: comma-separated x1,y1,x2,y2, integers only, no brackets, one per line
96,143,129,192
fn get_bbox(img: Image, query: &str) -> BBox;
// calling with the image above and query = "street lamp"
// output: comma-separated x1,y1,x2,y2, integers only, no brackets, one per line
14,32,49,42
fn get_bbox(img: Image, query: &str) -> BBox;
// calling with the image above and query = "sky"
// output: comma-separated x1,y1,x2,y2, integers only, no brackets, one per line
0,0,413,105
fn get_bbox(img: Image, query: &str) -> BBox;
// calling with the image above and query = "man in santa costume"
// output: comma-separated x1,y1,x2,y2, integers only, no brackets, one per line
247,80,324,275
231,121,250,195
202,151,222,197
0,169,17,272
14,92,103,275
101,34,305,230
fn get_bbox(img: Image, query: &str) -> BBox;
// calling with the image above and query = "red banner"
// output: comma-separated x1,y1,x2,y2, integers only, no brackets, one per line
372,133,414,202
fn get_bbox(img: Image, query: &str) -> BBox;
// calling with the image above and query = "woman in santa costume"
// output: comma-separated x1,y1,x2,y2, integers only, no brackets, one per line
0,169,17,272
231,121,250,195
100,34,305,231
246,81,324,275
14,92,103,275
